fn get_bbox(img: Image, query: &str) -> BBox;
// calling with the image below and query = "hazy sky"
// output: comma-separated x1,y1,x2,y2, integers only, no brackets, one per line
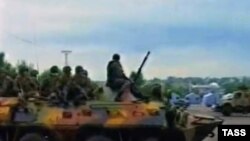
0,0,250,80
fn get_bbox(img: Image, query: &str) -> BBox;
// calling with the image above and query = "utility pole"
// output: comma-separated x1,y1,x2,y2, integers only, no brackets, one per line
61,50,72,66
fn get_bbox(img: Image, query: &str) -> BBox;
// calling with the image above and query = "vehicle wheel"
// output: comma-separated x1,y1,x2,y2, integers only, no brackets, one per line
19,133,45,141
85,135,114,141
222,104,232,116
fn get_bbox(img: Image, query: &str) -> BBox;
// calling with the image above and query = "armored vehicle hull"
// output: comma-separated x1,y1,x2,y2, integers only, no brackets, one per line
0,97,223,141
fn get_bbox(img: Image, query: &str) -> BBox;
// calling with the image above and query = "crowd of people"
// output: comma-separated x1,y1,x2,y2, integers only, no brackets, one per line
0,64,94,100
0,53,150,102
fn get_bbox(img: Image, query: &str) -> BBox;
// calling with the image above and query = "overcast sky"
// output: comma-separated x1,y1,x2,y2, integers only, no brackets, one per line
0,0,250,80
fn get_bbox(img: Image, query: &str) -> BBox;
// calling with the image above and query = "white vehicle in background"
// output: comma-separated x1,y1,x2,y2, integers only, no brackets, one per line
212,93,233,111
215,91,250,116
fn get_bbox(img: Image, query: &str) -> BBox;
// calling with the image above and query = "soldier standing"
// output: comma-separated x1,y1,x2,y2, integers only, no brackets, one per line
106,54,148,101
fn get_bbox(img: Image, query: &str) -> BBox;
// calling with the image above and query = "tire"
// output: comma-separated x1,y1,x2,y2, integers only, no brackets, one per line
19,133,45,141
222,104,232,116
85,135,114,141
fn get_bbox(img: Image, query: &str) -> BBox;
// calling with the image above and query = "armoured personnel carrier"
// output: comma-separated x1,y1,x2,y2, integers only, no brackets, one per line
0,51,223,141
0,94,223,141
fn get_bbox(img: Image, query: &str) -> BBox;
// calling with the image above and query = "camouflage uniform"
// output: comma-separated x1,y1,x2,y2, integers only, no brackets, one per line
15,67,38,97
106,54,128,90
40,66,61,97
106,54,148,101
58,66,72,90
0,69,17,96
30,69,40,90
71,66,94,99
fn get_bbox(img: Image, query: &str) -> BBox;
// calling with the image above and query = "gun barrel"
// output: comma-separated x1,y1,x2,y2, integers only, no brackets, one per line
134,51,150,82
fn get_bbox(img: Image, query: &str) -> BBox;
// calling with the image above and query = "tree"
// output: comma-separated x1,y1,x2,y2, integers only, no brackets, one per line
0,52,5,67
0,52,17,78
129,71,145,86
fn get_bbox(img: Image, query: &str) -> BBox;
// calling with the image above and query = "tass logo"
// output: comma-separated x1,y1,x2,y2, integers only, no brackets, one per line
222,129,246,137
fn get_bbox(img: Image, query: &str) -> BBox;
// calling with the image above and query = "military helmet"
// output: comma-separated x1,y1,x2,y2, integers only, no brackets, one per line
30,69,39,76
50,66,60,75
112,53,120,61
18,66,29,74
83,69,88,76
75,65,84,73
63,66,71,73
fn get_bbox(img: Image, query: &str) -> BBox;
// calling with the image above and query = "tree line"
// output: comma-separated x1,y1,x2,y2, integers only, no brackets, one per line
1,51,248,96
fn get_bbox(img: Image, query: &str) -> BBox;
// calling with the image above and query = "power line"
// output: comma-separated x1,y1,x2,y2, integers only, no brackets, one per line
3,31,40,71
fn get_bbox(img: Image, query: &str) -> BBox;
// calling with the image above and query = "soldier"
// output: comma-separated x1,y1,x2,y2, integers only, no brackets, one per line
40,66,61,97
70,66,93,100
59,66,72,90
151,83,164,102
106,54,127,90
30,69,39,90
0,68,17,96
106,53,148,101
15,67,38,97
159,110,186,141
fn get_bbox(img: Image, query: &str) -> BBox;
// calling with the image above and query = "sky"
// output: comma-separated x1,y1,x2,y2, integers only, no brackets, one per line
0,0,250,80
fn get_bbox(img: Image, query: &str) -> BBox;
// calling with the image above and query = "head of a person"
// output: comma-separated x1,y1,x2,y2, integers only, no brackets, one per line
30,69,39,77
83,69,88,77
63,66,71,76
19,67,29,76
112,53,120,61
50,66,60,77
75,65,84,74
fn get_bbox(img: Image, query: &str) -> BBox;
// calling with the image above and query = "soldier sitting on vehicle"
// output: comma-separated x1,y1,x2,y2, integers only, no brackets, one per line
59,66,72,90
40,66,61,97
106,53,148,101
15,67,38,98
0,68,18,97
30,69,40,90
54,66,77,102
66,65,90,101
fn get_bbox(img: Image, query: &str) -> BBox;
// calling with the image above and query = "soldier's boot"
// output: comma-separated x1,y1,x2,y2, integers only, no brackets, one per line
130,84,149,101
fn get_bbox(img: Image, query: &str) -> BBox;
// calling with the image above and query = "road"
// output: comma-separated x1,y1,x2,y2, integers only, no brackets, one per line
187,105,250,141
